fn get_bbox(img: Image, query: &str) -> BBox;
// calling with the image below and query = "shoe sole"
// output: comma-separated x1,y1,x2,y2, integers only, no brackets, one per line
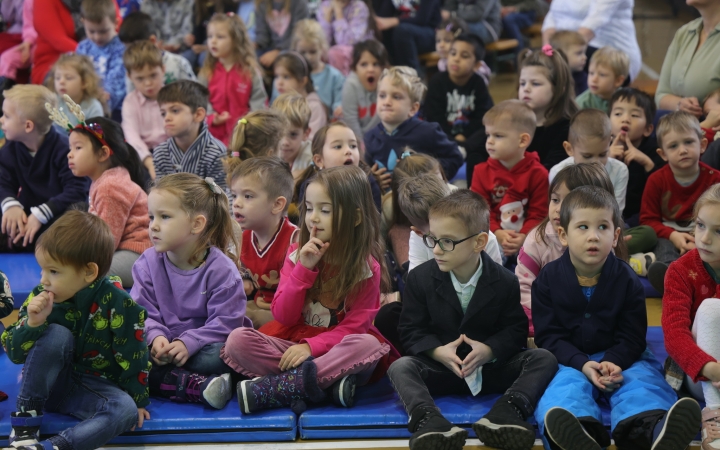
545,407,601,450
647,262,668,296
410,427,468,450
334,375,357,408
473,418,535,450
237,379,253,414
203,373,232,409
651,397,701,450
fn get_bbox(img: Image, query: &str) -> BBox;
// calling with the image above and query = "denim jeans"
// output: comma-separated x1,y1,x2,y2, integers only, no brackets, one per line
501,11,536,50
149,342,231,395
17,324,138,450
383,22,436,71
387,348,558,418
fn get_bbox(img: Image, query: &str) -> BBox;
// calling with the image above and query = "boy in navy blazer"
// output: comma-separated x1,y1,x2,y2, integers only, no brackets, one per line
388,189,557,450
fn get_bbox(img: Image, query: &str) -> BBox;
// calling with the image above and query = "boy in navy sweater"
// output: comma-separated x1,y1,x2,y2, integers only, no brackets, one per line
532,186,700,450
0,85,90,252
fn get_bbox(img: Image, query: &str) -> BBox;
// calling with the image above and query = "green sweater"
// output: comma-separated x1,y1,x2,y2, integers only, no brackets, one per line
576,90,610,113
1,276,151,408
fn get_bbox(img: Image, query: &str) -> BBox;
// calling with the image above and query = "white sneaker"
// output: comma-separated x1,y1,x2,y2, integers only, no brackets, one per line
703,407,720,450
203,373,232,409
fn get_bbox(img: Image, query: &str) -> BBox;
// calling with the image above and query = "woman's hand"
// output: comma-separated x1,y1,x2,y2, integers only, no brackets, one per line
678,97,703,117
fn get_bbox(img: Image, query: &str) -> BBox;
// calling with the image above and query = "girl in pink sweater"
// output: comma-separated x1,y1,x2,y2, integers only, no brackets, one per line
222,165,399,414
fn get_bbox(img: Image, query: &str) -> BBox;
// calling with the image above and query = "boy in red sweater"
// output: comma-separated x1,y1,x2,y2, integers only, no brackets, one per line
642,111,720,295
470,100,548,257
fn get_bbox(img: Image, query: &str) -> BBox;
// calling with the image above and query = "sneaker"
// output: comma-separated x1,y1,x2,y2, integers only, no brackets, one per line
6,443,58,450
408,406,467,450
201,373,232,410
544,407,601,450
648,261,669,297
8,411,42,448
473,398,535,450
331,374,356,408
629,252,656,277
651,397,701,450
702,407,720,450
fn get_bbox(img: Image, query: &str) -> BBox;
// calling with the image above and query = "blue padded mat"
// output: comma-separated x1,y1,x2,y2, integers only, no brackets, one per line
0,355,296,445
0,254,39,309
640,276,662,298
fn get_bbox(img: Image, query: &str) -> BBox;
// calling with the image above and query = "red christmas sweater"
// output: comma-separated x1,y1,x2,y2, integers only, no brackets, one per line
470,151,548,234
662,249,720,381
640,162,720,239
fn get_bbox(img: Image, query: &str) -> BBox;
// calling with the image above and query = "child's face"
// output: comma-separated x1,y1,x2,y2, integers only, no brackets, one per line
314,125,360,169
54,65,85,103
610,98,652,146
558,207,621,276
207,22,233,60
588,62,623,100
658,129,707,173
304,181,333,243
485,120,526,164
696,204,720,272
704,94,720,116
279,125,310,164
447,41,478,83
160,102,201,139
0,100,28,141
377,77,418,128
67,132,100,179
274,65,304,95
230,175,278,231
355,51,382,92
565,44,588,72
36,250,93,303
518,66,553,116
565,137,611,166
83,17,117,47
435,30,454,59
129,65,164,100
548,182,571,233
147,189,199,254
427,215,485,276
295,39,322,72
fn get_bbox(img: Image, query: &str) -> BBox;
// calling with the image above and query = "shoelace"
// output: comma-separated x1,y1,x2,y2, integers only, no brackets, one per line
705,411,720,440
185,373,207,403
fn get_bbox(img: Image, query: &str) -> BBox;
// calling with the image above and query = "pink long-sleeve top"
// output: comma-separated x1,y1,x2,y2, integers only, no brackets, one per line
121,89,167,162
316,0,374,47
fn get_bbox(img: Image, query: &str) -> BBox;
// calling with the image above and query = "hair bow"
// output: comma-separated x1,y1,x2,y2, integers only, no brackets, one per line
205,177,224,195
46,94,113,154
542,44,554,57
401,151,412,159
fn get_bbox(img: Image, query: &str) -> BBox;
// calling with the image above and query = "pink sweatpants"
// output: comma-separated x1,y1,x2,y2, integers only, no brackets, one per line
328,45,353,76
0,38,31,79
221,327,390,389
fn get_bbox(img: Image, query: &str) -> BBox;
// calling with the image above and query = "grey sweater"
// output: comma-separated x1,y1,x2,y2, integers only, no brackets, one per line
443,0,502,38
341,72,380,142
256,0,309,53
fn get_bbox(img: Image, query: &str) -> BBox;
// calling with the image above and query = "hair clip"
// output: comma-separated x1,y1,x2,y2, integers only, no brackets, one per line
46,94,113,154
445,23,454,32
401,151,412,159
542,44,554,57
205,177,224,195
231,151,240,157
226,11,235,16
453,28,462,38
238,118,247,125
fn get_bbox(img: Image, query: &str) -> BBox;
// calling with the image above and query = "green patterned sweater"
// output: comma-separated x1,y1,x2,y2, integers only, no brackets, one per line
1,276,151,407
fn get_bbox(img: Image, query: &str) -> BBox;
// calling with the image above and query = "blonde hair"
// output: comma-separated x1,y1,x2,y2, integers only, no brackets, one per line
123,40,163,73
590,46,630,79
396,173,450,227
656,111,704,150
272,92,311,129
225,110,288,171
549,30,586,51
3,84,56,134
379,66,426,104
483,100,537,137
201,13,258,78
695,184,720,218
47,54,104,107
568,109,612,146
291,19,329,56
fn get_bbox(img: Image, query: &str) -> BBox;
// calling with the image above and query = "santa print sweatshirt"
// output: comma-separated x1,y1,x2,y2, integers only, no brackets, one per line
662,249,719,382
639,162,720,239
469,151,549,234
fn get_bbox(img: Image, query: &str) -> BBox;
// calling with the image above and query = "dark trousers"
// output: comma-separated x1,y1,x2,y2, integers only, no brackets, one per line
383,22,436,72
501,11,536,50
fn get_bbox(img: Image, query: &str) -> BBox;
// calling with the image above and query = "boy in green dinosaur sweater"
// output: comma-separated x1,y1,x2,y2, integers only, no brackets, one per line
1,211,151,450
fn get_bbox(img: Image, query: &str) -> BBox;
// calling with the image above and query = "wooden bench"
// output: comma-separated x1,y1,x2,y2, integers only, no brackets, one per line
631,78,659,97
522,23,543,38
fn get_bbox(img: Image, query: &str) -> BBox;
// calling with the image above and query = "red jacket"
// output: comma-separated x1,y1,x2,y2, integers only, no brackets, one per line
640,162,720,239
662,249,720,381
32,0,76,84
470,151,548,234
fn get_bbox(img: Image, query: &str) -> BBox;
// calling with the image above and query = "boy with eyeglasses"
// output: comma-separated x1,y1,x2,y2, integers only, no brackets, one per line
387,189,558,450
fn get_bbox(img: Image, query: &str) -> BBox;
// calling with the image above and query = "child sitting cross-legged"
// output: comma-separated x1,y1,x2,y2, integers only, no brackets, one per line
388,189,558,450
575,47,629,113
533,185,701,450
1,211,152,450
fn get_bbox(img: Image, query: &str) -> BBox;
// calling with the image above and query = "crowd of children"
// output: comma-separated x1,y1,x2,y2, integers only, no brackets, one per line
3,1,720,449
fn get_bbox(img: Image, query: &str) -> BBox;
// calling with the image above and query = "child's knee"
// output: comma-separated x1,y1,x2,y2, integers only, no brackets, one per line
387,356,418,381
224,327,258,355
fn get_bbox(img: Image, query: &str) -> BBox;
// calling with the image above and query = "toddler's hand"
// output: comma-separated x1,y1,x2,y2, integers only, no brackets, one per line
597,361,623,392
27,291,55,327
701,109,720,130
622,139,654,172
19,213,42,247
2,206,27,242
259,49,280,68
669,231,696,255
213,111,231,126
164,340,190,367
428,336,464,378
460,334,493,378
299,226,330,270
183,34,195,47
610,133,626,160
333,105,343,120
581,360,609,391
243,278,255,296
370,163,392,191
150,336,171,365
279,343,311,371
131,408,151,431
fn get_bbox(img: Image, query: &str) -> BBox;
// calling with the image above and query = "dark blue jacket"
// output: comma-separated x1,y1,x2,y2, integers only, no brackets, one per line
364,117,464,180
374,0,441,28
532,251,647,372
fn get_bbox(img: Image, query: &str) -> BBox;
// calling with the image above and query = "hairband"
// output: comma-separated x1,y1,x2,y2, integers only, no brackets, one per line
46,94,113,155
401,151,412,159
226,11,235,17
205,177,224,195
542,44,554,57
231,151,240,157
238,118,247,125
287,51,309,76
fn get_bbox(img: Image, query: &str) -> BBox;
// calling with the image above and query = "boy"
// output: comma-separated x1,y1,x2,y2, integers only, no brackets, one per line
470,100,547,257
551,109,629,212
121,40,168,180
700,87,720,143
365,66,463,188
424,34,494,145
228,156,297,328
272,93,313,175
576,47,629,112
549,30,588,96
1,211,152,450
153,80,227,192
388,189,557,450
0,85,89,252
643,112,720,295
76,0,127,118
532,186,701,450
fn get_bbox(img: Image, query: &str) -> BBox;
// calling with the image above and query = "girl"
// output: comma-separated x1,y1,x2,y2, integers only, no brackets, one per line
662,184,720,450
255,0,309,69
227,109,288,161
273,51,327,139
131,173,252,410
316,0,374,76
222,165,399,413
518,45,578,170
434,17,491,86
182,0,238,69
341,39,388,143
65,115,150,288
200,13,267,145
48,54,105,126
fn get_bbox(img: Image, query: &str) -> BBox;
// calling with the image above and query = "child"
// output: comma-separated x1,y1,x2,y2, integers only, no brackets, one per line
121,40,168,180
255,0,309,69
341,39,387,143
227,156,298,328
48,53,105,126
132,173,252,410
442,0,501,47
316,0,374,75
139,0,194,53
366,66,463,187
533,185,701,450
575,46,629,113
434,17,491,86
0,0,36,87
76,0,127,116
470,100,548,257
1,211,152,450
226,109,288,163
550,109,629,212
223,165,399,413
662,184,720,450
0,85,89,251
183,0,238,70
518,46,578,171
200,13,267,145
272,93,314,174
153,80,228,194
388,189,558,450
549,30,588,96
273,51,327,139
701,87,720,143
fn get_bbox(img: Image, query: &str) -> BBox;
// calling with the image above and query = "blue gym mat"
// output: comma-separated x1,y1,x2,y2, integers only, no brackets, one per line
0,254,39,308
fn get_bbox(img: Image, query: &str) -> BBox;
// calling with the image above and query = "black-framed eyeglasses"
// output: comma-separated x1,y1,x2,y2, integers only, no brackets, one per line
422,232,483,252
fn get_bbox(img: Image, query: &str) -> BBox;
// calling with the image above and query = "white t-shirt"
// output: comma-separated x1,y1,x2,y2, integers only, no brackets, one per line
549,156,629,213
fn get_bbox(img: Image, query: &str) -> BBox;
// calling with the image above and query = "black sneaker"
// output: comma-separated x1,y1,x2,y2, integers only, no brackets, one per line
544,407,601,450
648,261,669,297
474,399,536,450
408,407,468,450
331,374,356,408
651,397,701,450
8,411,42,448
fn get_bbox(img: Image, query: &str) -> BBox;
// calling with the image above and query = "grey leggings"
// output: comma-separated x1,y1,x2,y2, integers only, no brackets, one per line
109,250,140,288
